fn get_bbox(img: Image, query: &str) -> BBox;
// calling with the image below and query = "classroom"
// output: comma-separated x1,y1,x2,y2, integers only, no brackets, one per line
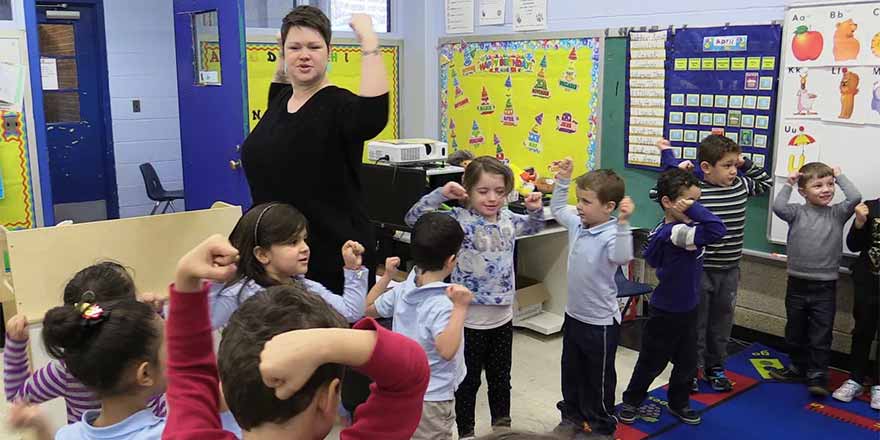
0,0,877,439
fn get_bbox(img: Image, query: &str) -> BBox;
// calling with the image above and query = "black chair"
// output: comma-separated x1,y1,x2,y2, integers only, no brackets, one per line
615,266,654,319
139,163,184,215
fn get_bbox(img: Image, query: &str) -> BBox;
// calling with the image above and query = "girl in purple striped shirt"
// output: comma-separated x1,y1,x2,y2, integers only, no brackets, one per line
3,262,166,423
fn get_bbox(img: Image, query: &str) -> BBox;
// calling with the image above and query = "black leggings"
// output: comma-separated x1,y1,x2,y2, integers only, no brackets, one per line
455,322,513,437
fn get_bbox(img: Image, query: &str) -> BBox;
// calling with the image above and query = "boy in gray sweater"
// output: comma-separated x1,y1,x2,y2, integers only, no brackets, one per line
770,162,861,397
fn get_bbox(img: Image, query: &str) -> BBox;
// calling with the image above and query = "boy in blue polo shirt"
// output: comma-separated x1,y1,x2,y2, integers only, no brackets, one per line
550,158,635,438
367,212,471,440
619,169,726,426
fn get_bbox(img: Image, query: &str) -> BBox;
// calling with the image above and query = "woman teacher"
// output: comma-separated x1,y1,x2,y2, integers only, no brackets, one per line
241,6,388,295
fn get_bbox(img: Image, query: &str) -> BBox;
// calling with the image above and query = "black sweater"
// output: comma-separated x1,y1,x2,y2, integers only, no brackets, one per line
847,199,879,276
241,83,389,289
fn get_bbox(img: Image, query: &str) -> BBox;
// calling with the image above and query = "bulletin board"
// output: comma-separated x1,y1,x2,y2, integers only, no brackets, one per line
0,32,36,229
625,25,783,172
768,1,880,248
200,39,400,143
438,32,603,198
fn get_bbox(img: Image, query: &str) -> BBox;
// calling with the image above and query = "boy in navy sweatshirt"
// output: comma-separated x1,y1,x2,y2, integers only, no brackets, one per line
619,169,726,426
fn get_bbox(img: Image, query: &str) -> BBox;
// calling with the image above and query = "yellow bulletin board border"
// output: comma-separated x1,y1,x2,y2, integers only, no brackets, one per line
439,31,604,180
0,30,39,230
0,110,34,229
200,37,401,140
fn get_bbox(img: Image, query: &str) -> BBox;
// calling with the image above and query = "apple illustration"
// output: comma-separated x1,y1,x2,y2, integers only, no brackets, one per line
792,25,824,61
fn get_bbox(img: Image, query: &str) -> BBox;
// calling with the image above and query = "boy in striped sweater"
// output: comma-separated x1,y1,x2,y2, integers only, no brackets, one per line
655,135,772,392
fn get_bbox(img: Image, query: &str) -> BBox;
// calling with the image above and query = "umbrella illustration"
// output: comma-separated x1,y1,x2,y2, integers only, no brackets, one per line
788,126,815,146
787,126,814,172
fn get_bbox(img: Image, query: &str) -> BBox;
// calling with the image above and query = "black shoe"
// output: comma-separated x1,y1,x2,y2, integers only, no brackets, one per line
808,377,830,397
705,365,733,392
690,377,699,394
618,403,638,424
552,420,580,439
668,406,701,425
767,366,806,383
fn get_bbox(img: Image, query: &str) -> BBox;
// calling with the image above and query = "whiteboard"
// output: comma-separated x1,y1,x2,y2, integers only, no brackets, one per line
768,0,879,252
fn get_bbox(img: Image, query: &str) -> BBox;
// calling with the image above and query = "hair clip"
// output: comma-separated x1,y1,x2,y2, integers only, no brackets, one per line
74,301,109,327
80,290,96,303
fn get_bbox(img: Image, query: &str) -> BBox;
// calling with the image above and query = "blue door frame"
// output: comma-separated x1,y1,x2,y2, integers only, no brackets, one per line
23,0,117,225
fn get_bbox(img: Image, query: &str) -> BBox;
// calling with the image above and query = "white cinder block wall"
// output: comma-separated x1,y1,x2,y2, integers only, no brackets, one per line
104,0,184,218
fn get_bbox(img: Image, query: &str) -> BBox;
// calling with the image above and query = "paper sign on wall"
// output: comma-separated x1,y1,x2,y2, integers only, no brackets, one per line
446,0,475,34
512,0,547,32
479,0,505,25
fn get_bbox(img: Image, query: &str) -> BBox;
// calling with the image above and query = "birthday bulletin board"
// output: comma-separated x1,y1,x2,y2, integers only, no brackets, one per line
768,1,880,247
626,25,783,172
200,40,400,144
438,35,603,197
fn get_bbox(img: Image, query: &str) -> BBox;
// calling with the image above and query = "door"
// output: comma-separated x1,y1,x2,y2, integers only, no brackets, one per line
173,0,250,210
37,2,118,222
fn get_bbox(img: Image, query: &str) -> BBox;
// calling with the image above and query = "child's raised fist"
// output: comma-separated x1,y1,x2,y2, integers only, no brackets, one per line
442,182,469,201
5,314,28,342
524,192,543,212
175,234,240,292
655,139,673,151
342,241,365,270
446,284,474,308
854,202,869,228
551,157,574,180
618,196,635,223
787,171,801,186
382,256,400,278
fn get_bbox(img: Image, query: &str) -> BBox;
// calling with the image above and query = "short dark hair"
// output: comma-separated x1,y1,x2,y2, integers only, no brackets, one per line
218,285,348,430
575,169,625,206
42,300,161,398
228,203,308,293
798,162,834,188
462,156,514,195
62,261,136,305
411,213,464,272
447,150,475,167
697,135,741,166
281,5,331,48
656,168,701,207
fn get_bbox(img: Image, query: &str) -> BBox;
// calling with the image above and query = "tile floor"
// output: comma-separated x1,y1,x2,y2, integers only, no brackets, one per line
0,328,674,439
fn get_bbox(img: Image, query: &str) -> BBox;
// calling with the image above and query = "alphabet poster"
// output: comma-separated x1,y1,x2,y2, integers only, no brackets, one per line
438,37,602,196
200,41,400,149
769,1,880,248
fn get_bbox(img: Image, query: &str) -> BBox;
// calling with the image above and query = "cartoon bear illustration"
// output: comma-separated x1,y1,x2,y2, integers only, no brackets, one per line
838,68,860,119
872,81,880,115
833,19,860,61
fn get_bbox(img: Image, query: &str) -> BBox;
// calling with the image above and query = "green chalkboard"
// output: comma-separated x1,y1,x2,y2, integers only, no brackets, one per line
600,38,784,255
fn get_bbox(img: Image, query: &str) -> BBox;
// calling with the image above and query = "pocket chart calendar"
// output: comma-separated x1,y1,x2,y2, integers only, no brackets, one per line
625,25,783,172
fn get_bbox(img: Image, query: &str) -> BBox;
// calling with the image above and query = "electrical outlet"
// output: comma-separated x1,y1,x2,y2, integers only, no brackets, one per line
132,99,141,113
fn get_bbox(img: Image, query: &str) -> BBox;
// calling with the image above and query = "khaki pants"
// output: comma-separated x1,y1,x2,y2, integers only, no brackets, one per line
411,400,455,440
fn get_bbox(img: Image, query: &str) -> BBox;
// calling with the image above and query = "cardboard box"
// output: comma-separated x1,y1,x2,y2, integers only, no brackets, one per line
514,277,550,323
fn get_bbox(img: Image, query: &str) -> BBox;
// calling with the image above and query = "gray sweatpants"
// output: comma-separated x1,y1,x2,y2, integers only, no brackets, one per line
411,400,456,440
696,267,739,369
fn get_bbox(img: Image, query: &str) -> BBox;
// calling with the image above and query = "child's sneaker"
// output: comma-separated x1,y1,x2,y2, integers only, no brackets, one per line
767,366,806,382
832,379,864,402
705,365,733,392
618,403,638,424
807,377,829,398
871,386,880,410
667,406,701,425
